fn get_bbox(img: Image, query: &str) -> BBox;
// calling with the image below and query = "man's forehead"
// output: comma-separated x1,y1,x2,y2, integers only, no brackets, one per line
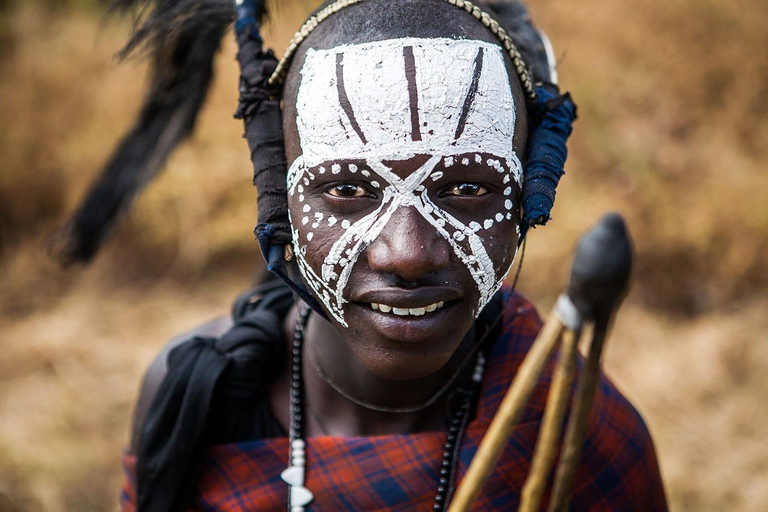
294,37,518,180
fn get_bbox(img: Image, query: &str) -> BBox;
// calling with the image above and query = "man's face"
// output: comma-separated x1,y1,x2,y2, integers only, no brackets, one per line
287,38,521,377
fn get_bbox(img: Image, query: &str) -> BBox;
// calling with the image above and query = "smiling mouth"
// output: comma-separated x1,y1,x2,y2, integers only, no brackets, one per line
370,301,446,317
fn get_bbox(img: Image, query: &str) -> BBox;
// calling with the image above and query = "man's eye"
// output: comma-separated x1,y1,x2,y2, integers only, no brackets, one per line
326,183,368,198
447,183,488,196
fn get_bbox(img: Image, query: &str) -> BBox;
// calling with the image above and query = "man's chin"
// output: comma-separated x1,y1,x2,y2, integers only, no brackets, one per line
347,326,474,381
351,347,456,382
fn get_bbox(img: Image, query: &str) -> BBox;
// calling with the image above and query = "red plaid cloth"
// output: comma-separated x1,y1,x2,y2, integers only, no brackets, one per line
121,290,667,511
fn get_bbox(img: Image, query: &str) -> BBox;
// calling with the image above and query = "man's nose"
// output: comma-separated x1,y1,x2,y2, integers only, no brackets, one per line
366,206,450,282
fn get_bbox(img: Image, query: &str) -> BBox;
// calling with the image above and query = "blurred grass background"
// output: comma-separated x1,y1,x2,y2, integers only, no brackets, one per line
0,0,766,510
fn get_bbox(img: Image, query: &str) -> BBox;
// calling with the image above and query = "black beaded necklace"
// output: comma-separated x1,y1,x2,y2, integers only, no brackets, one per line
281,307,487,512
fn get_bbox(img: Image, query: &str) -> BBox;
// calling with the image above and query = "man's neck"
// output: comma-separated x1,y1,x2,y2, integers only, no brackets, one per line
271,304,477,437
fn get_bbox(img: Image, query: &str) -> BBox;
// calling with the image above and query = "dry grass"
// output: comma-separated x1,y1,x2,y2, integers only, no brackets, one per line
0,0,766,510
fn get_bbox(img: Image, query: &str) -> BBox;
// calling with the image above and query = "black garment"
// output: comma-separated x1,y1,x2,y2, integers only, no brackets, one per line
206,352,287,443
136,281,292,512
205,284,290,444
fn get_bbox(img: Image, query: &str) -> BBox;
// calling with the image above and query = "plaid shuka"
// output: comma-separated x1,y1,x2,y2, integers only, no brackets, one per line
121,290,667,511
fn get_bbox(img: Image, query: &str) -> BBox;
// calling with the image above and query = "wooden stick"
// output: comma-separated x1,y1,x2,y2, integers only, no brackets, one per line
547,321,609,512
447,311,565,512
518,327,580,512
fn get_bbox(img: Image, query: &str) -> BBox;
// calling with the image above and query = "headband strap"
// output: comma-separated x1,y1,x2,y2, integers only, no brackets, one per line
268,0,538,103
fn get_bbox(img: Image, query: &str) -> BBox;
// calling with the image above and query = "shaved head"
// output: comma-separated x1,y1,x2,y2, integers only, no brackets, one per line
283,0,529,164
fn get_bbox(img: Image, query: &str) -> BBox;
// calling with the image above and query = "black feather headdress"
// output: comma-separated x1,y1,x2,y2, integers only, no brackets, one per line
48,0,264,265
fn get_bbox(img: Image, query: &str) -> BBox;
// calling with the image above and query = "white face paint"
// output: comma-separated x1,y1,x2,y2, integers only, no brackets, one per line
288,38,521,327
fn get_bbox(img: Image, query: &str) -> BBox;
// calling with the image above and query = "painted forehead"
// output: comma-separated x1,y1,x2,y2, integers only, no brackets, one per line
293,37,520,185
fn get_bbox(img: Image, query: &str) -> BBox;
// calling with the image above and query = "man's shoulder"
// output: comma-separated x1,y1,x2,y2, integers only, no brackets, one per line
573,373,668,510
497,288,544,359
589,374,661,468
128,315,233,453
500,288,543,328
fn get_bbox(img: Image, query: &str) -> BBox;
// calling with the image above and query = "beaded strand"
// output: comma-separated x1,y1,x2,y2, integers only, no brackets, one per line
282,306,314,512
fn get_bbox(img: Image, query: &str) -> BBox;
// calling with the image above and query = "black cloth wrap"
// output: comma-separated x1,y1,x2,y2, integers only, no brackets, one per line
135,280,293,512
233,23,290,248
234,12,329,318
520,87,578,235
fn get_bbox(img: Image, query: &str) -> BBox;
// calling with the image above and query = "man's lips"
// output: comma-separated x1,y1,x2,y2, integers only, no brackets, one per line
348,287,465,343
353,287,462,310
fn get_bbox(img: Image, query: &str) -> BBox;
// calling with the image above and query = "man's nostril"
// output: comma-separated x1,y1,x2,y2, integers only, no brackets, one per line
366,221,450,282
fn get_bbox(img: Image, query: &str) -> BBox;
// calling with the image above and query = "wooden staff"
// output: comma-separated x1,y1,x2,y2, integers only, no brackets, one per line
448,214,633,512
518,327,580,512
546,320,607,512
548,214,633,512
447,308,568,512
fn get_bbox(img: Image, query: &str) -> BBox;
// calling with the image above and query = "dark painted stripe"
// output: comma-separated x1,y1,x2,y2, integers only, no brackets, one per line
454,47,485,140
335,53,367,144
402,46,422,141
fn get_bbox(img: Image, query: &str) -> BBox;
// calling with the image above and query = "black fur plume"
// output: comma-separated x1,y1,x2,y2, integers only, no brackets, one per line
49,0,267,265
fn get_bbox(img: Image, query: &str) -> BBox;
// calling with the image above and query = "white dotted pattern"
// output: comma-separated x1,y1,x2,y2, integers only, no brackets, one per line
289,155,519,327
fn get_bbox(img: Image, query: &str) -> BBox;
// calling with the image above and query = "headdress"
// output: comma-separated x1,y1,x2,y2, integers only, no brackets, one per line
51,0,576,314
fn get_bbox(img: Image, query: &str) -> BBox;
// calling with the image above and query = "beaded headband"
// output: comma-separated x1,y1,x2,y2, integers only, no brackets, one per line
268,0,538,103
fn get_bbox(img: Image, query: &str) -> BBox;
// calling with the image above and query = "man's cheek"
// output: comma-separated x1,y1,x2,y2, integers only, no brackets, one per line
297,226,343,266
486,235,518,280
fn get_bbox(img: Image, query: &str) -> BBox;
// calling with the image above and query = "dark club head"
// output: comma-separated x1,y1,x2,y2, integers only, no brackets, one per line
566,213,634,323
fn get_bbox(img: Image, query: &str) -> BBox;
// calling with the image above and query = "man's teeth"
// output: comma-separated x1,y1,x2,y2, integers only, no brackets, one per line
370,301,446,316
